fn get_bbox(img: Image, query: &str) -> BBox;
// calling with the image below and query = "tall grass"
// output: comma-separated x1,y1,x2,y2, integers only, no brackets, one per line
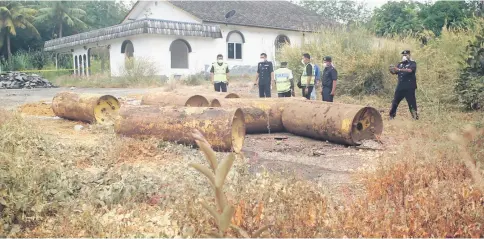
280,24,476,105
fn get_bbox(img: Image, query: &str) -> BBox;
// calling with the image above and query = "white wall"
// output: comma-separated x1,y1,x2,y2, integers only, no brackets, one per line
216,25,304,67
108,34,216,77
126,1,201,23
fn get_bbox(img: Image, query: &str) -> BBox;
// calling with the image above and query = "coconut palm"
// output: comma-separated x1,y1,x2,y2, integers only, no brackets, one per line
0,2,39,60
35,1,87,38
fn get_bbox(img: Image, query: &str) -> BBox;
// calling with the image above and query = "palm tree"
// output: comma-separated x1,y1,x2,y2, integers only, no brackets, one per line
35,1,87,38
0,2,39,60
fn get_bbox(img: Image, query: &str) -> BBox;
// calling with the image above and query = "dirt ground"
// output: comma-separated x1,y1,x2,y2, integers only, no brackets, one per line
2,80,389,206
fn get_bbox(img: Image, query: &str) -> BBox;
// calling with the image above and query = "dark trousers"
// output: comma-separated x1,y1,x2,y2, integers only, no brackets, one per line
214,82,227,92
389,88,418,119
302,86,314,99
278,91,291,98
259,84,271,98
322,87,334,102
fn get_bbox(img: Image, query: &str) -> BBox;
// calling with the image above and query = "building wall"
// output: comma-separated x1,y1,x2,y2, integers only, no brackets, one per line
108,34,216,77
105,25,304,78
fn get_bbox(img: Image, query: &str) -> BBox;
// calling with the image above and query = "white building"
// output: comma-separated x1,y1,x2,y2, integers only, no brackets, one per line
44,0,326,78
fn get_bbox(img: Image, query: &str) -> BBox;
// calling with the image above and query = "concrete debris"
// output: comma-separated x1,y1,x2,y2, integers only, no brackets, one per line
0,71,57,89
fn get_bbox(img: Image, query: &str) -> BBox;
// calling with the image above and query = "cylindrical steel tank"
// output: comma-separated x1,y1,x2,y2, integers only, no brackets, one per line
282,100,383,145
52,91,120,124
212,98,288,133
114,105,246,153
140,92,210,107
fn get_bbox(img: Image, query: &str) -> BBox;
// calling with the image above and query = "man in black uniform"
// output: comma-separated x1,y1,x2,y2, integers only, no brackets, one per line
389,50,419,120
321,56,338,102
254,53,274,98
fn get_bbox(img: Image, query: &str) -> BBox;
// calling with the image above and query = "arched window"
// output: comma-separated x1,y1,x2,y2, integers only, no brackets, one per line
83,54,87,76
170,39,191,69
121,40,134,57
79,55,83,75
74,55,78,75
87,48,91,75
275,35,290,50
226,30,245,60
121,40,134,70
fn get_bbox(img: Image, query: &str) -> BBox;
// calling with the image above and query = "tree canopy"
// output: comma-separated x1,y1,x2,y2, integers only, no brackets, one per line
0,1,130,60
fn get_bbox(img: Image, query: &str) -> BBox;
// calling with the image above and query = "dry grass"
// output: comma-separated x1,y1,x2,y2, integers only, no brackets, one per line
18,102,55,117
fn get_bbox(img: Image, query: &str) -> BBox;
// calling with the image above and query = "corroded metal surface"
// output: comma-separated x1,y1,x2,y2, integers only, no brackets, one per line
214,98,288,133
44,19,222,51
282,100,383,145
52,91,120,124
140,92,210,107
114,106,246,152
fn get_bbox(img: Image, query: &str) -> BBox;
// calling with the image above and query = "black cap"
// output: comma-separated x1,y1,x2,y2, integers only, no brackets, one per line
280,61,288,65
323,56,332,62
401,50,410,54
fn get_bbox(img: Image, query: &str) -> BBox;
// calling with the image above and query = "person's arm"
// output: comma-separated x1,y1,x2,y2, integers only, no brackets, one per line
210,65,214,83
399,61,416,73
306,64,313,86
270,62,275,87
226,65,230,84
331,69,338,95
255,63,260,85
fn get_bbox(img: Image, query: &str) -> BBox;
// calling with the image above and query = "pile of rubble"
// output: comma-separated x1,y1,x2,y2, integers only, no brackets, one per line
0,71,56,89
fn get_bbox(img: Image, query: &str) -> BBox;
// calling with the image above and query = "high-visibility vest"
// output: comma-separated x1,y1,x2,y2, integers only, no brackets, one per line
300,63,315,86
274,67,292,93
212,62,228,83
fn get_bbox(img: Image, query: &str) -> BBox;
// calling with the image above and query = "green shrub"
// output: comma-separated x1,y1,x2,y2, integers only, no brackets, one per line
455,29,484,110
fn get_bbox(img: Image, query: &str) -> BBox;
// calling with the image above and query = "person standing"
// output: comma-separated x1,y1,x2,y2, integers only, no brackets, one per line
254,53,274,98
210,54,229,92
274,61,294,97
321,56,337,102
300,53,315,99
389,50,419,120
310,63,321,100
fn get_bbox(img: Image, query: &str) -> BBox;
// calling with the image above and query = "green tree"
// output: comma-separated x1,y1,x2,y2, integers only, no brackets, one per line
455,20,484,111
34,1,87,38
299,0,371,25
82,1,130,30
370,1,425,37
0,2,39,60
419,0,476,35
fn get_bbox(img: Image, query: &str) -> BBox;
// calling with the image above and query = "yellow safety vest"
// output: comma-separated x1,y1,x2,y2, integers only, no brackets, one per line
274,67,292,93
212,62,228,83
301,63,315,86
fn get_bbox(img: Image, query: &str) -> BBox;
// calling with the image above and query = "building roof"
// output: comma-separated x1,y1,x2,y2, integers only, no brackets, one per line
44,18,222,52
168,1,328,32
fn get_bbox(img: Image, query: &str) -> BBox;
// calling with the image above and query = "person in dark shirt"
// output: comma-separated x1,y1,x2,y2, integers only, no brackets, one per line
389,50,419,120
299,53,314,99
210,54,230,92
254,53,274,98
321,56,337,102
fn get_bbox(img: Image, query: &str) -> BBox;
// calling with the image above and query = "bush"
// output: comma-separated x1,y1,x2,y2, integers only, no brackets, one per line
455,26,484,110
118,56,159,82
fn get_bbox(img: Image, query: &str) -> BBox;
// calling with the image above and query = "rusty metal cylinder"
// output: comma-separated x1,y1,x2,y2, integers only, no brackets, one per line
52,91,120,124
281,100,383,145
141,92,210,107
114,106,246,152
200,92,240,106
212,98,287,133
